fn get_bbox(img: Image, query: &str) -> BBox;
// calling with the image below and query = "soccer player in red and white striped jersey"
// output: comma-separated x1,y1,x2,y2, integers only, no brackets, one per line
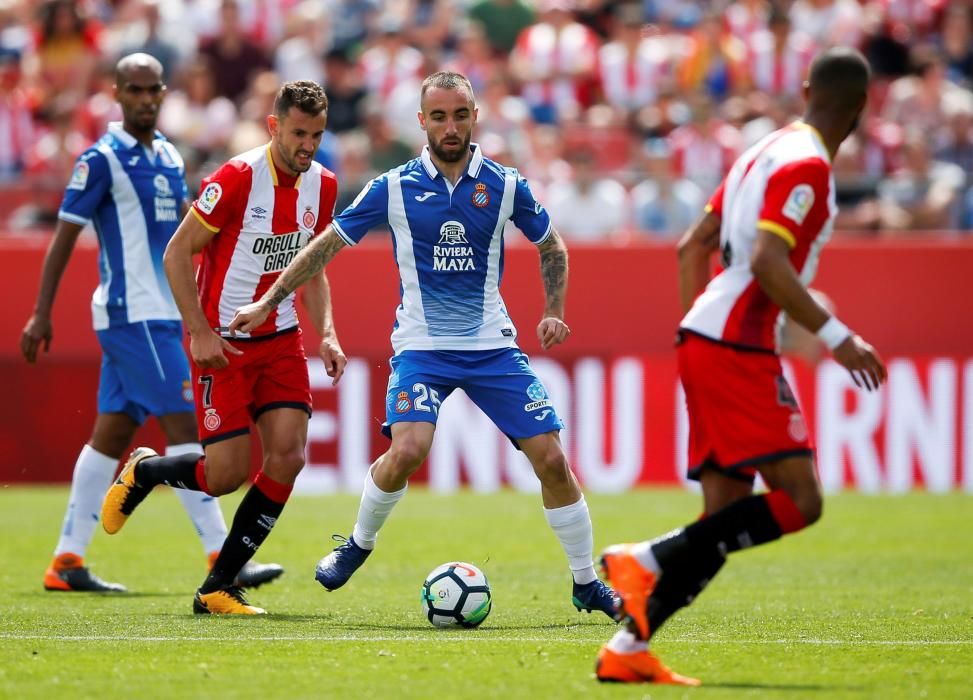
101,80,345,615
596,48,887,685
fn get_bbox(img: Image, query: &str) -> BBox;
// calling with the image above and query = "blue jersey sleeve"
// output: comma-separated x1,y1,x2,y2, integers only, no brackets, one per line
332,175,390,245
509,171,552,244
58,150,111,225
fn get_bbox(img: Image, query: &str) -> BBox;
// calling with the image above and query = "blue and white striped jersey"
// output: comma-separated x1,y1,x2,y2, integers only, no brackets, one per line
59,122,189,330
333,144,552,353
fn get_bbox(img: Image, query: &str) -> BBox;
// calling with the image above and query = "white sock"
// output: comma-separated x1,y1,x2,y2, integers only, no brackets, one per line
631,540,663,576
607,628,648,654
351,469,407,550
543,496,598,585
167,443,228,555
54,445,120,557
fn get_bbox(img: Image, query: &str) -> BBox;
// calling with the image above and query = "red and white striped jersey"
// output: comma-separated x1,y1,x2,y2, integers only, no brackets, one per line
680,122,836,352
191,144,337,338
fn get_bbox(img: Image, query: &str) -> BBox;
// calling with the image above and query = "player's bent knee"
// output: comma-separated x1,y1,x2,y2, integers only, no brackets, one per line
263,449,306,481
201,463,250,496
530,450,571,485
387,441,430,474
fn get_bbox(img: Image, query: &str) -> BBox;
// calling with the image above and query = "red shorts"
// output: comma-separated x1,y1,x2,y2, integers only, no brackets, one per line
191,328,311,446
678,331,813,483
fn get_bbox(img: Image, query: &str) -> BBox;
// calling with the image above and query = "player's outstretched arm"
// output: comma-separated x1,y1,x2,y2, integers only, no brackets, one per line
20,219,85,363
164,210,241,368
751,230,887,390
676,210,721,313
301,271,347,385
230,226,347,335
535,228,570,350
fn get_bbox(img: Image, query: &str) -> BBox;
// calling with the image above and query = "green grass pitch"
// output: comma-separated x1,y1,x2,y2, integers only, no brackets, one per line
0,487,970,698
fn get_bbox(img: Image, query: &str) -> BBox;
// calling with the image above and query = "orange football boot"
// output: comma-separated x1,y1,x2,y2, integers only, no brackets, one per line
596,645,700,686
599,544,656,639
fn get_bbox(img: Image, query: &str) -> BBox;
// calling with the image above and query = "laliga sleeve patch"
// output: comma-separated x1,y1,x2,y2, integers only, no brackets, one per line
67,161,89,191
782,183,814,225
197,182,223,214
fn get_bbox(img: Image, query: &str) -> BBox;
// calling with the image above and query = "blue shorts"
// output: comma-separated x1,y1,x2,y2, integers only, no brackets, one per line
382,348,563,445
95,320,194,425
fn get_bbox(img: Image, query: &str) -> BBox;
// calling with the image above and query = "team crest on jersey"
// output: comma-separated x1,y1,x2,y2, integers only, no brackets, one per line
782,184,814,225
303,207,316,229
393,391,412,414
198,182,223,214
67,161,89,191
154,174,173,197
434,221,475,271
203,408,222,432
182,380,193,403
471,183,489,207
526,382,548,401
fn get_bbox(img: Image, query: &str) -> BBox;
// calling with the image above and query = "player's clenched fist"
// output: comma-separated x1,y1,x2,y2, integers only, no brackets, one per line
229,301,271,336
537,317,570,350
832,335,887,391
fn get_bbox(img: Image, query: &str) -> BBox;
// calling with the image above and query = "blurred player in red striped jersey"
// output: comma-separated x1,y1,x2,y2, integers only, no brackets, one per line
596,47,887,685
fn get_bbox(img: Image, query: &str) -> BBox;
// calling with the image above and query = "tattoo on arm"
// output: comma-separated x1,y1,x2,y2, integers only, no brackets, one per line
538,230,568,316
265,230,346,309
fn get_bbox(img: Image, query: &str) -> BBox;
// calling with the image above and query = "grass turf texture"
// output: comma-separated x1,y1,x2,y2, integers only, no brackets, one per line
0,487,970,699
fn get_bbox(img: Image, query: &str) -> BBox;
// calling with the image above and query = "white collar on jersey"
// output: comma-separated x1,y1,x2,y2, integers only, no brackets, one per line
420,143,484,180
107,121,164,151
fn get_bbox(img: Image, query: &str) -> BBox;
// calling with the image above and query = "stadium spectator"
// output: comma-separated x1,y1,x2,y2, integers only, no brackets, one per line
467,0,536,56
878,127,965,230
596,3,671,123
545,147,628,241
668,93,742,194
743,6,815,99
0,47,33,183
158,56,237,172
723,0,771,42
630,139,704,239
327,0,381,53
788,0,863,48
358,15,424,108
25,0,101,119
273,0,328,86
115,0,182,84
509,0,600,124
197,0,269,103
229,70,621,622
673,12,748,100
937,4,973,88
102,79,342,615
21,53,283,595
881,45,972,139
322,48,367,134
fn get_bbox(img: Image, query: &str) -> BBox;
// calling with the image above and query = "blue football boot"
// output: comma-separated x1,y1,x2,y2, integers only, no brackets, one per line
314,534,371,591
572,578,621,620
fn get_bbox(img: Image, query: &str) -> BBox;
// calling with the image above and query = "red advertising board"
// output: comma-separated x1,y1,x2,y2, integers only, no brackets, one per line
2,235,972,491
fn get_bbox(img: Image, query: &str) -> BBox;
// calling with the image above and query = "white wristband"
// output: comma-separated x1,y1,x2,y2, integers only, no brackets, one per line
816,316,851,350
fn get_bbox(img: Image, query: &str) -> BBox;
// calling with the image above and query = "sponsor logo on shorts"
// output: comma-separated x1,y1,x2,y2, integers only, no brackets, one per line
203,408,222,432
471,183,489,207
534,409,553,421
524,400,551,412
776,375,798,409
526,382,548,401
394,391,412,414
197,182,222,214
182,380,193,403
788,413,808,442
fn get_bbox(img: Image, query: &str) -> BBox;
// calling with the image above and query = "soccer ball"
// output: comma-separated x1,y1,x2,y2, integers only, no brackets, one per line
420,561,492,628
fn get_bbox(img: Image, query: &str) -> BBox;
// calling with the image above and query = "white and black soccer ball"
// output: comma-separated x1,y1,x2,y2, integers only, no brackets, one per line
420,561,492,628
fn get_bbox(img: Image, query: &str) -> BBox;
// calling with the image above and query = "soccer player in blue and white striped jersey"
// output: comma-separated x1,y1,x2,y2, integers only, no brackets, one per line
230,71,620,619
21,53,281,593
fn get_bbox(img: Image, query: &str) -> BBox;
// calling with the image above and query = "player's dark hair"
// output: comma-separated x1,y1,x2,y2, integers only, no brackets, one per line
420,71,475,105
274,80,328,118
807,47,871,113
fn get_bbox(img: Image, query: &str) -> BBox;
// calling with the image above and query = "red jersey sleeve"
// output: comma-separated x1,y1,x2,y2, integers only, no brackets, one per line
314,168,338,236
756,157,831,249
191,160,250,232
705,177,726,217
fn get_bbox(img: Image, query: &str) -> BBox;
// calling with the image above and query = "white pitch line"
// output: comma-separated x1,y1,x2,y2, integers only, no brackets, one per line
0,634,970,646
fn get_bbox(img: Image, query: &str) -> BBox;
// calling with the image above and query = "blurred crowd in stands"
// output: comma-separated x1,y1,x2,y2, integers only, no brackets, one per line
1,0,972,239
